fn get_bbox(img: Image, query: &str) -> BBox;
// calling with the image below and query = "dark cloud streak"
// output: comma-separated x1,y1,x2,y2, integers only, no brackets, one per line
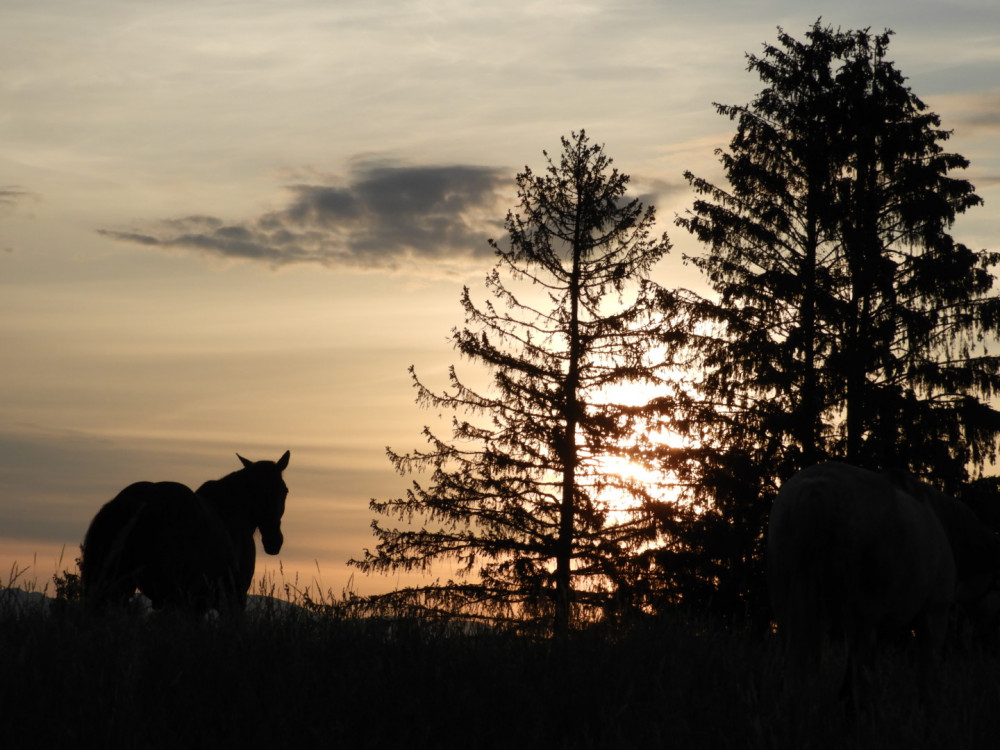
101,162,511,270
0,187,34,208
0,186,38,254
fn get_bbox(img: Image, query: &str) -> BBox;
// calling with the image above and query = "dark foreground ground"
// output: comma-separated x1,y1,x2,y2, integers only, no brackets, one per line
2,589,1000,750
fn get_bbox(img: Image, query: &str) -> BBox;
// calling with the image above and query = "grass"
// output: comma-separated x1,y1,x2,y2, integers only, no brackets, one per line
3,572,1000,749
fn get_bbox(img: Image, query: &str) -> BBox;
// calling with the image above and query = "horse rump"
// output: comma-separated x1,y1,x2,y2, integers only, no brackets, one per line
768,472,848,682
82,481,242,613
80,481,161,608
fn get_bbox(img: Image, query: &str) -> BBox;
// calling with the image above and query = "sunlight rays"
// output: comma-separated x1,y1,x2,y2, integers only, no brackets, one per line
584,374,694,523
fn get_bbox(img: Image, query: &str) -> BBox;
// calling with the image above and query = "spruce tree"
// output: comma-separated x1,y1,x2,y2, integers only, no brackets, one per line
827,28,1000,483
668,22,1000,616
352,132,677,634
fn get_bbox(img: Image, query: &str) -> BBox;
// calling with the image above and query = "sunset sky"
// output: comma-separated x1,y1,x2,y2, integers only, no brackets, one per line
3,0,999,597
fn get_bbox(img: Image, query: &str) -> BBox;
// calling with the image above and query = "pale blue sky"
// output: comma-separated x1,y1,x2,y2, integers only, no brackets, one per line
2,0,999,595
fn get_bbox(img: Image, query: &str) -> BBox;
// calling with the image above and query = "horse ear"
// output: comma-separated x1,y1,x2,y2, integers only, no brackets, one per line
276,450,290,471
237,453,253,469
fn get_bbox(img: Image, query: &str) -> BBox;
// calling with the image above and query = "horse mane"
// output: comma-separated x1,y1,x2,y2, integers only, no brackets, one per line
196,470,251,510
197,459,284,512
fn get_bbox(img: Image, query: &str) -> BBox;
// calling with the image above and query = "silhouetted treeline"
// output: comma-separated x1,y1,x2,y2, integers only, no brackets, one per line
354,21,1000,632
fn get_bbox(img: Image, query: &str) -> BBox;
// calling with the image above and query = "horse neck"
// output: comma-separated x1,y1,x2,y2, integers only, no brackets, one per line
196,474,258,537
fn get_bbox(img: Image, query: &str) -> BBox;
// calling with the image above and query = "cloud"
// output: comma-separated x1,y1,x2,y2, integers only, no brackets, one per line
630,176,691,212
927,88,1000,138
101,162,511,270
0,187,36,209
0,186,39,254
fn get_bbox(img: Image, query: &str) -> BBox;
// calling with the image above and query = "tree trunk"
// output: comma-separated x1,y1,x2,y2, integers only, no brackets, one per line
554,204,585,638
799,201,820,466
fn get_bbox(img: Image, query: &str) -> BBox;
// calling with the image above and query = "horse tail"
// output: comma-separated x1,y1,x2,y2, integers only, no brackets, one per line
81,486,148,608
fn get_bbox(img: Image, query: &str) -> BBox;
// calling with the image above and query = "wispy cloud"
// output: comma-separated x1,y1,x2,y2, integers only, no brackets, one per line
922,88,1000,192
927,88,1000,138
0,186,38,254
0,186,36,209
101,162,511,270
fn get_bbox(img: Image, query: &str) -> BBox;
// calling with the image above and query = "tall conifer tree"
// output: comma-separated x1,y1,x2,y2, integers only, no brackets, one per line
668,22,1000,615
353,132,678,634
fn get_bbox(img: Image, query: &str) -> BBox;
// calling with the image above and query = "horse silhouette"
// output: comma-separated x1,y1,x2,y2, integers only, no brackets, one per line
767,461,1000,705
81,451,290,614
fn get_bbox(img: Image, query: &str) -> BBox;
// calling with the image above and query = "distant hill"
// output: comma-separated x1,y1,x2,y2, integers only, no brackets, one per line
0,587,313,620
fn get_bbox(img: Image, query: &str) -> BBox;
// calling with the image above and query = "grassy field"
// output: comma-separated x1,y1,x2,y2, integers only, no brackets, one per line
2,578,1000,749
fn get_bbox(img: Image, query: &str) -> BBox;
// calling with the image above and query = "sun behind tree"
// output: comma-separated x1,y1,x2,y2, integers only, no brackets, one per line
351,131,687,635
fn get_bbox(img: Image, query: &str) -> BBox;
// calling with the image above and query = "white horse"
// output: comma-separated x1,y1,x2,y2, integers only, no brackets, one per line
768,461,1000,705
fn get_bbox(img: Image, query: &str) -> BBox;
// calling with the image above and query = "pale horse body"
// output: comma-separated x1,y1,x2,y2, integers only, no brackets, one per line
768,461,1000,700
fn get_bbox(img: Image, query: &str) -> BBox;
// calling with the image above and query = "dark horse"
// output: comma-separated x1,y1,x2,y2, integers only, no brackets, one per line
81,451,290,614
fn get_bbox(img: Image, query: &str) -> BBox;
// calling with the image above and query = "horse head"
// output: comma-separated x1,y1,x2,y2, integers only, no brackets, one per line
887,468,1000,607
237,450,290,555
